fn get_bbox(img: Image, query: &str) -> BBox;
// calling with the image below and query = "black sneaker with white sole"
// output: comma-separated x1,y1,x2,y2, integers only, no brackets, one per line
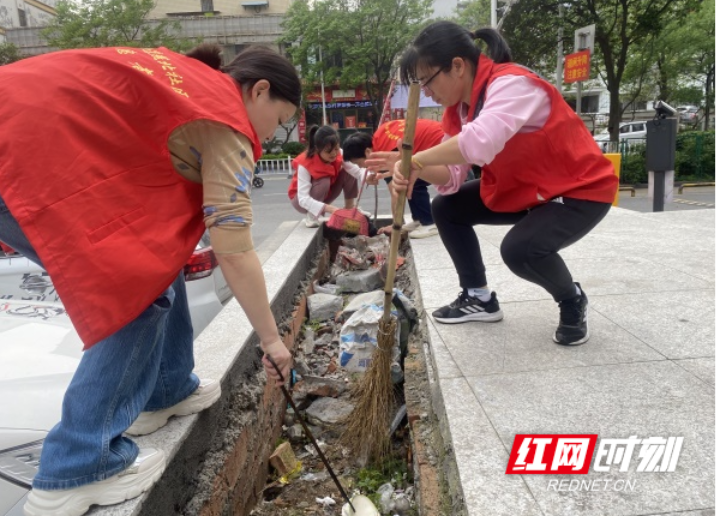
432,290,504,324
553,283,589,345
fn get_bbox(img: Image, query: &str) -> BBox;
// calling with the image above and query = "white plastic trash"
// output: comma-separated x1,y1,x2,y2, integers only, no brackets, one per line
341,494,380,516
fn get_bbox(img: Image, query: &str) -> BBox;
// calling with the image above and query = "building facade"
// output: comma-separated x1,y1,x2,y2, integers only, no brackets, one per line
0,0,56,43
148,0,292,19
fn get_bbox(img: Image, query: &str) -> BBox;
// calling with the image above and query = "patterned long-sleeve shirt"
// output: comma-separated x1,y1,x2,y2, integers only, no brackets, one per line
168,119,255,254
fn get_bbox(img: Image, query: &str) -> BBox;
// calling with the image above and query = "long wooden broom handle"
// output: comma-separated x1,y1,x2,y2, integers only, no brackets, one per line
382,82,421,322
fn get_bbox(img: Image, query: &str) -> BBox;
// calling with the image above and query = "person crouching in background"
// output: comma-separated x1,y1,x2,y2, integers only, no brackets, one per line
288,125,365,228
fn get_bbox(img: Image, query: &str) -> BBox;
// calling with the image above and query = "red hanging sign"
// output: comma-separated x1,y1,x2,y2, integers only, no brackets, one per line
564,50,591,83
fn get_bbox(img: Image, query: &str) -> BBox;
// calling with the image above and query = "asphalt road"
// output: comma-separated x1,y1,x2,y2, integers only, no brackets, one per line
250,174,715,249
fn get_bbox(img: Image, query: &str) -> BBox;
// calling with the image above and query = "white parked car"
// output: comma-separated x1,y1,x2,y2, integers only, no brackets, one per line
677,105,701,125
593,121,647,152
0,234,231,515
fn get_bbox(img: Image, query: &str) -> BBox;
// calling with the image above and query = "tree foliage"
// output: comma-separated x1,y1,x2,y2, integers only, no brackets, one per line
459,0,703,142
42,0,191,51
0,42,23,66
454,0,492,30
281,0,433,128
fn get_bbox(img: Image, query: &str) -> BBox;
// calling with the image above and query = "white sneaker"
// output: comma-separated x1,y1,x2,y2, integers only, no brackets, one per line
126,379,221,436
304,212,320,228
24,448,166,516
409,224,438,239
401,220,421,232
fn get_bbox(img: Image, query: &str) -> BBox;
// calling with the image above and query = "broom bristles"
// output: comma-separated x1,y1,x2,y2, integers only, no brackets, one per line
341,317,397,464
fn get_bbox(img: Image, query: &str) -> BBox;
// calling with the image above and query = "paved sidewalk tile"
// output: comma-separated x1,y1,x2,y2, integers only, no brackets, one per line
412,207,715,516
591,290,715,359
464,362,713,516
439,377,544,516
673,358,715,387
428,299,666,377
425,319,463,379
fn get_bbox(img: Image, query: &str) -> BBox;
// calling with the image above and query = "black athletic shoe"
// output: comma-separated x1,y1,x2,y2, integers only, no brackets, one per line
432,290,504,324
553,283,589,345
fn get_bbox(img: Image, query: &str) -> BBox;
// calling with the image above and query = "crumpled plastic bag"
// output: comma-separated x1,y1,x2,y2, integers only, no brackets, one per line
338,304,402,381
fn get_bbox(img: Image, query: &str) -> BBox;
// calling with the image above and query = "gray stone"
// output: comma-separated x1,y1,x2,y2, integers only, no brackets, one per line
293,376,347,398
305,397,354,427
303,327,315,353
294,357,311,377
336,269,384,293
307,293,343,322
287,423,305,443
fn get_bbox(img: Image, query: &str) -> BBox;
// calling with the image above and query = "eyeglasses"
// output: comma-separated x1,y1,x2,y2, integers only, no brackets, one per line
419,68,443,95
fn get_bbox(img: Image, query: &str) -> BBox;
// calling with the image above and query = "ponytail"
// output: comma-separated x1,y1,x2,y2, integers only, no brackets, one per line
186,44,301,107
307,125,340,158
185,43,223,70
471,28,511,63
400,21,512,84
307,125,320,154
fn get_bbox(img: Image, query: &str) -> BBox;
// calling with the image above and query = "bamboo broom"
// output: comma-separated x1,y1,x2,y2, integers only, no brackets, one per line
342,82,421,465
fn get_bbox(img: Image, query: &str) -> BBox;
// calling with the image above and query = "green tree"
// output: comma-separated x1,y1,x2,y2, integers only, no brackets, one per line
281,0,433,129
0,42,22,66
484,0,700,143
661,0,714,130
42,0,191,50
455,0,492,29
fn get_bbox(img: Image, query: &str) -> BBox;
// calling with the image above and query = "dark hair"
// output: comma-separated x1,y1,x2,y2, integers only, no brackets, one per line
307,125,340,158
186,43,301,107
341,131,373,161
400,21,511,84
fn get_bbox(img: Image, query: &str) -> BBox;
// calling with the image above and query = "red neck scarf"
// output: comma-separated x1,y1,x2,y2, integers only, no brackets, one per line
442,54,496,136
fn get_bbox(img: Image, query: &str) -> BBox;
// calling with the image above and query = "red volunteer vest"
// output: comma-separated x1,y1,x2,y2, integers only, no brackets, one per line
0,47,262,348
372,119,444,153
443,56,617,212
287,152,343,200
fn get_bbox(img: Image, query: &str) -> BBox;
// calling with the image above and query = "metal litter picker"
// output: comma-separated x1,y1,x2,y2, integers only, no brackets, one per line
265,355,379,516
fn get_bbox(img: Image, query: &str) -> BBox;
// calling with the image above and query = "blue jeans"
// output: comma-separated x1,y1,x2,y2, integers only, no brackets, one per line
0,193,199,490
408,179,434,226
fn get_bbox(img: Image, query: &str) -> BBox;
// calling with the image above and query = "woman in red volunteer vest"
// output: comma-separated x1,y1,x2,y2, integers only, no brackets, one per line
288,125,365,227
384,21,617,346
0,44,299,516
341,119,443,238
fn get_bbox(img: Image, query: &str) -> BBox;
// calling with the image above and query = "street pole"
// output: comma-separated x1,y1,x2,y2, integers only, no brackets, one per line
576,81,582,116
556,2,563,91
319,44,327,126
491,0,497,28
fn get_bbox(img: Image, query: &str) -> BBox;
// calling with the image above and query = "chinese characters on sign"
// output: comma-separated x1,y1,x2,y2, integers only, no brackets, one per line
306,101,373,110
564,49,591,83
506,434,684,474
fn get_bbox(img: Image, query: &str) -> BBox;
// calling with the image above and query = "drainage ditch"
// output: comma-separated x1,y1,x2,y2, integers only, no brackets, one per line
178,232,464,516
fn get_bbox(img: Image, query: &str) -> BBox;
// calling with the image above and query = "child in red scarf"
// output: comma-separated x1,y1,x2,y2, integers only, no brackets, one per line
288,125,365,227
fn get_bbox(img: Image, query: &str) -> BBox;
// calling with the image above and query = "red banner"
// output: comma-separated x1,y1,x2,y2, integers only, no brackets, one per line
297,110,307,144
564,50,591,83
380,79,396,124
